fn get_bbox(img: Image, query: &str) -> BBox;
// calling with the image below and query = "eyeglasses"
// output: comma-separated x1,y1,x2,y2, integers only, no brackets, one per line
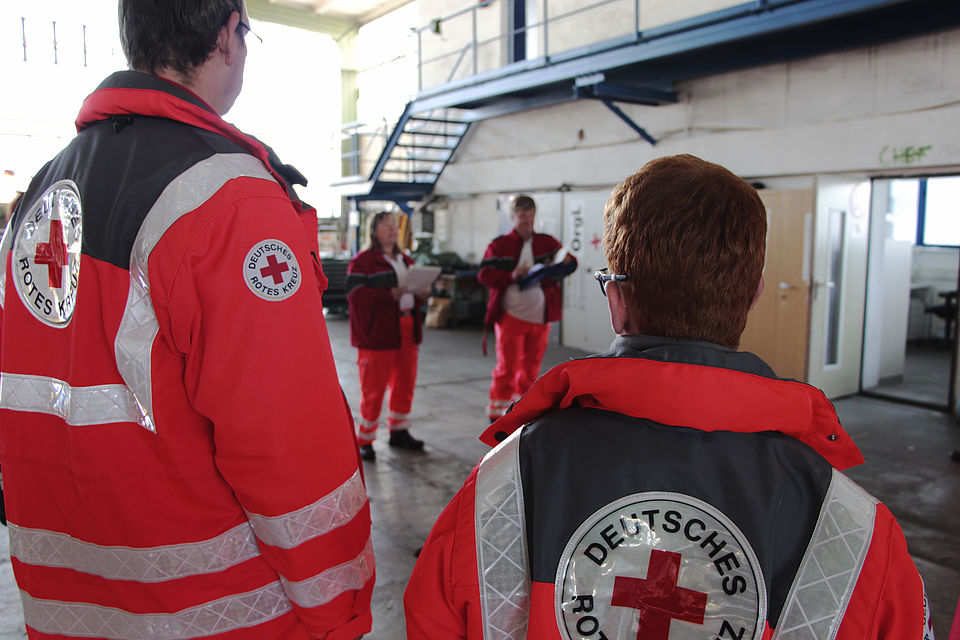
237,20,263,44
594,268,630,296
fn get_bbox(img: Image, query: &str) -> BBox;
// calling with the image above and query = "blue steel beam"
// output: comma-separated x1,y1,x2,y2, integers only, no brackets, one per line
574,82,678,106
599,99,658,146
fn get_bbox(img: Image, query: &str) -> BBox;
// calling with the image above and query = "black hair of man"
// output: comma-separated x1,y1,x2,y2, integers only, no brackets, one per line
119,0,244,79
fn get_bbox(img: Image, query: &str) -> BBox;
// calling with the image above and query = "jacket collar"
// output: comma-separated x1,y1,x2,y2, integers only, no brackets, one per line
509,228,537,243
607,335,779,377
480,336,863,470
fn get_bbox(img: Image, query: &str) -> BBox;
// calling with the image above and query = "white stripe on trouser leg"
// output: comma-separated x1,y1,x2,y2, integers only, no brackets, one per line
487,399,510,418
357,417,379,437
388,412,411,430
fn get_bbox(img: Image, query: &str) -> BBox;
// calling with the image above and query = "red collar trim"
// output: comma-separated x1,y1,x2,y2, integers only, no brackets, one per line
75,83,279,185
479,357,863,470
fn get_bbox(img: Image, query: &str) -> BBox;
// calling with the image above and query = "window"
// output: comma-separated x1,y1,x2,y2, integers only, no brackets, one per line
921,176,960,247
884,176,960,248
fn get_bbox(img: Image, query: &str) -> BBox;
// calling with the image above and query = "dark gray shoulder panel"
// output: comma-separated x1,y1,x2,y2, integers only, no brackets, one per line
17,117,246,270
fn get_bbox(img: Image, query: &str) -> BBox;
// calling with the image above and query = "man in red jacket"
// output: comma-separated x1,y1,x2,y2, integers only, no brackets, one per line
405,155,931,639
0,1,372,638
478,195,576,422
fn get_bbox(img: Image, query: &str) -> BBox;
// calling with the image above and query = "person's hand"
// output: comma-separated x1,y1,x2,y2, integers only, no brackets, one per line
512,265,530,280
390,287,402,300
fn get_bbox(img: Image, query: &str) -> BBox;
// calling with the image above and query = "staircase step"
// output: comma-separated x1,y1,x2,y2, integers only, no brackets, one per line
395,143,457,151
407,116,469,125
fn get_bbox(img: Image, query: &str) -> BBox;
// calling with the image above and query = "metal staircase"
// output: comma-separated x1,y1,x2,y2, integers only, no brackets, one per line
358,104,471,204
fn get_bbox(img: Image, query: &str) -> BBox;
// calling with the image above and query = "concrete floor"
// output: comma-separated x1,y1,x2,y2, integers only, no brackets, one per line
0,315,958,638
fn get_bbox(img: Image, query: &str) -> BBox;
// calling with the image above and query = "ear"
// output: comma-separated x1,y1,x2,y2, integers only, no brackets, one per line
606,280,631,335
217,11,242,60
749,277,765,311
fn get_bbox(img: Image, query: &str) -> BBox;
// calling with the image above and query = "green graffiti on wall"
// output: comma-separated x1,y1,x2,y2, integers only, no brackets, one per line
879,145,932,165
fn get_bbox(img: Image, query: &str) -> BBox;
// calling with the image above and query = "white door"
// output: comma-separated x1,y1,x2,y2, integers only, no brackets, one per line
560,188,615,353
807,175,871,398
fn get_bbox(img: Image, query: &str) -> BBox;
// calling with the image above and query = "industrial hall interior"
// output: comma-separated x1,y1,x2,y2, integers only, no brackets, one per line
0,0,959,639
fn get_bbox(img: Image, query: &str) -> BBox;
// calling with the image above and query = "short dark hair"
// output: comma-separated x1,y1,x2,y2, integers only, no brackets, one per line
119,0,244,77
511,195,536,213
603,154,766,348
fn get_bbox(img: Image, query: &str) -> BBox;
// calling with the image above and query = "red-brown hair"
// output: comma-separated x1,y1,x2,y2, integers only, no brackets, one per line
603,154,766,348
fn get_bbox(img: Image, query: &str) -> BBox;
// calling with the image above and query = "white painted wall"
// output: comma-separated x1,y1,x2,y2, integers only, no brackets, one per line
417,0,507,88
432,194,501,264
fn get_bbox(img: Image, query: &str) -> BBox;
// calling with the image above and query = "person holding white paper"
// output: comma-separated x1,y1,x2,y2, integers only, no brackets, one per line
346,211,433,460
478,195,577,422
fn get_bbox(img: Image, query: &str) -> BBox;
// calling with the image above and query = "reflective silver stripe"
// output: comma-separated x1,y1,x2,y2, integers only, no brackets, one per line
388,411,411,429
357,417,379,435
115,154,275,434
8,522,259,582
281,536,374,608
247,469,368,550
0,215,14,310
0,373,149,427
20,581,292,639
475,427,529,640
772,469,878,640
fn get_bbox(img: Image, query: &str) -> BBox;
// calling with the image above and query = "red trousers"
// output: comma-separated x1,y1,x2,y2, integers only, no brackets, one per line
488,312,551,420
357,316,418,444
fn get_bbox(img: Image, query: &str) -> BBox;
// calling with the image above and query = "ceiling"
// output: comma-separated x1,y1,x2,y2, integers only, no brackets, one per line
258,0,412,27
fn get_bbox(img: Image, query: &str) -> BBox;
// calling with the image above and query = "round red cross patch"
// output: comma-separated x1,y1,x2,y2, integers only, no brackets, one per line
555,492,766,640
12,180,83,327
243,239,301,301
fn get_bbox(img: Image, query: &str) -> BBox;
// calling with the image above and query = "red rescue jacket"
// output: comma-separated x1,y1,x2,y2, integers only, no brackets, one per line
477,230,573,325
346,247,423,350
0,71,373,640
404,337,931,640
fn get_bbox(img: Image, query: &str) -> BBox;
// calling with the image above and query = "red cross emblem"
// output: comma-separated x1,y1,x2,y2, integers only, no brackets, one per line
611,550,708,640
260,254,289,284
591,233,601,250
34,220,69,289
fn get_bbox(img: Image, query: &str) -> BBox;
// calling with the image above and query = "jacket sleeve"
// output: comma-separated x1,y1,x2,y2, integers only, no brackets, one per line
346,252,394,309
154,179,373,640
477,241,515,290
405,470,484,640
539,236,577,287
836,503,931,640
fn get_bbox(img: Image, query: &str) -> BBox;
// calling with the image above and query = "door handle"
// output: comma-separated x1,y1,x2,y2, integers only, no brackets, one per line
779,282,797,290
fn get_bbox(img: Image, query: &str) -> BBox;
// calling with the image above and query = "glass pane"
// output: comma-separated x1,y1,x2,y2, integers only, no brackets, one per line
887,179,918,243
825,208,846,366
923,176,960,246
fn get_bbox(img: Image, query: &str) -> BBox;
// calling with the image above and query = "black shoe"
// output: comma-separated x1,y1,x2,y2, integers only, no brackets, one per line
388,429,424,451
360,444,376,461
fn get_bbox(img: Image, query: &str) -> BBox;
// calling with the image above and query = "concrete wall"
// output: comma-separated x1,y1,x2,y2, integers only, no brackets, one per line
417,0,507,88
